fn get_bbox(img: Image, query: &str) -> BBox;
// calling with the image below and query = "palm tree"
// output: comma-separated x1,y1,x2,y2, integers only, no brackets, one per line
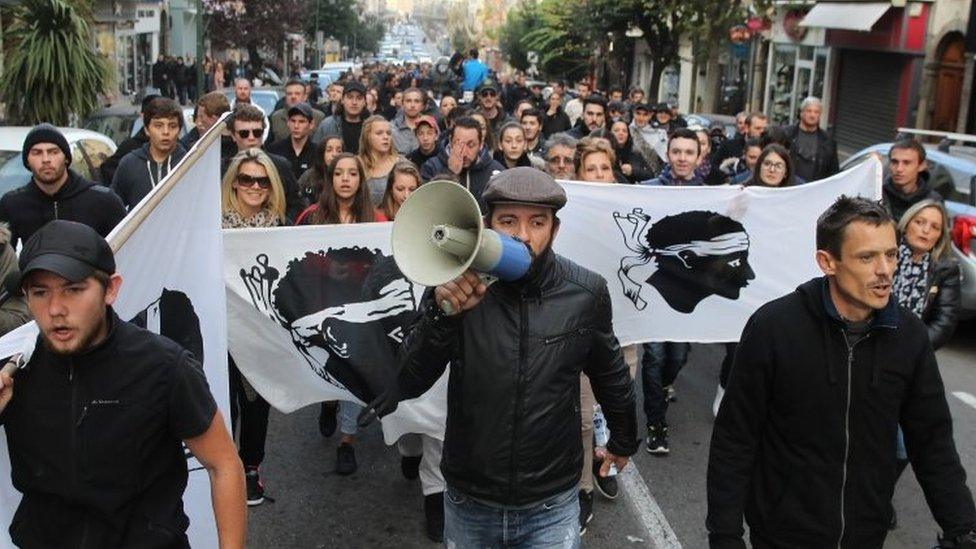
0,0,109,125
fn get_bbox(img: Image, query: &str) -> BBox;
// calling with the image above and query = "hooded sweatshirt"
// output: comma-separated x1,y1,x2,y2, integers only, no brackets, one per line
882,171,942,223
111,142,188,209
707,277,976,548
420,145,504,211
0,170,126,249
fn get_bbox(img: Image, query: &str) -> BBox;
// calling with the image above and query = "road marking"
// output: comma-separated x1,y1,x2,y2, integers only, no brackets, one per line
620,463,682,548
952,391,976,410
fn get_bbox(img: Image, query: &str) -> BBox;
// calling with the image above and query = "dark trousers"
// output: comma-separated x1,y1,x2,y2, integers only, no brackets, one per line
229,356,270,468
720,342,738,388
640,342,690,426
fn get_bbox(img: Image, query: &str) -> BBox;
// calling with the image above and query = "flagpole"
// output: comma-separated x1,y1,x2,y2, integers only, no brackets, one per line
107,113,230,252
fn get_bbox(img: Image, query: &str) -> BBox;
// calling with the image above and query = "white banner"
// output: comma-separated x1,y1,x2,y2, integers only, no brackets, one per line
223,157,882,441
0,130,228,547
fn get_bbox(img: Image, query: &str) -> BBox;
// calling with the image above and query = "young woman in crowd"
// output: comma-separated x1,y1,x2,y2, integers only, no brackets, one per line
438,95,457,132
607,119,654,183
220,148,288,506
358,115,402,206
296,152,383,476
378,160,421,220
297,135,343,204
494,122,532,169
746,144,794,188
470,112,495,151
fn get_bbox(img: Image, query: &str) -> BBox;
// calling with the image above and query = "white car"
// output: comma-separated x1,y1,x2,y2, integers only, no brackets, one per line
0,127,117,198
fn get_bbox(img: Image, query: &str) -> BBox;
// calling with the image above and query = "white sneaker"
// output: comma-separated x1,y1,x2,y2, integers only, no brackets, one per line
712,384,725,418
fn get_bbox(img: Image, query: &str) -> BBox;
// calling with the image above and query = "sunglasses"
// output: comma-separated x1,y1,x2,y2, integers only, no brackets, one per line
236,128,263,139
480,90,498,97
237,173,272,189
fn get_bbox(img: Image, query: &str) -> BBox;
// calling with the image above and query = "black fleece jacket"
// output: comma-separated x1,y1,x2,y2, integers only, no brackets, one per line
0,170,126,248
707,277,975,548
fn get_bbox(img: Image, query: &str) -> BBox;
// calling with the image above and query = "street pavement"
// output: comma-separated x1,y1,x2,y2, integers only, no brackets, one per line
248,320,976,548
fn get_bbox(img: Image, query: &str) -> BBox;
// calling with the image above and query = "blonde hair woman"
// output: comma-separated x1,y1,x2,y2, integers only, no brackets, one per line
221,148,287,227
358,114,402,205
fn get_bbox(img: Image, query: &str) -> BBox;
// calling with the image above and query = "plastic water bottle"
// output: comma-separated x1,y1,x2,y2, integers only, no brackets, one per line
592,404,617,476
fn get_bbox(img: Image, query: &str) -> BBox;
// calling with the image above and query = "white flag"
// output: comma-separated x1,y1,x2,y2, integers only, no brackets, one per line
223,157,882,442
0,126,228,547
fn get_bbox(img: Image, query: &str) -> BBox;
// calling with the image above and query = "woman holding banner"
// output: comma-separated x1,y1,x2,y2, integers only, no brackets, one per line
220,148,288,506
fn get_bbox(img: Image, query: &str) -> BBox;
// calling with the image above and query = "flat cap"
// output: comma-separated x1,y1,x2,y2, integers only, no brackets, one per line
483,167,567,211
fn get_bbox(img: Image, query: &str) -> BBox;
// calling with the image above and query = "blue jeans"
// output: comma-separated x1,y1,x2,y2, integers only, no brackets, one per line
443,486,580,548
640,342,690,426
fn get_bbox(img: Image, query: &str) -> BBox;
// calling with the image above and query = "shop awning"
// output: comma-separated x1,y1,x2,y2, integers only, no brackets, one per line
799,2,891,32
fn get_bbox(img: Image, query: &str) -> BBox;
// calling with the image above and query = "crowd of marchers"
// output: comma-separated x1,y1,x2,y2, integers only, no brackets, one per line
0,46,971,549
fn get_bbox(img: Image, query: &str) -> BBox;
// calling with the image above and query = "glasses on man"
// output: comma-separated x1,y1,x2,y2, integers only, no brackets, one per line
547,155,574,166
761,160,786,172
237,173,272,189
236,129,263,139
480,90,498,98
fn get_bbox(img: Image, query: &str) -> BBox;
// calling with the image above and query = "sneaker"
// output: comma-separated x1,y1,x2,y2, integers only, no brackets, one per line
646,423,670,455
712,384,725,418
245,467,265,506
318,401,338,438
424,492,445,542
592,458,619,499
578,489,593,535
336,443,357,475
401,455,421,480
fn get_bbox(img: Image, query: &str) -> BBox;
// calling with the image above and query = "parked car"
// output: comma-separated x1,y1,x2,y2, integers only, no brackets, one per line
0,127,117,198
221,87,281,117
842,141,976,317
685,113,738,140
81,105,194,146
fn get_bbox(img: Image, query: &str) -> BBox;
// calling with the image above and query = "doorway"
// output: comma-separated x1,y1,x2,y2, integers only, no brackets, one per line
933,34,965,132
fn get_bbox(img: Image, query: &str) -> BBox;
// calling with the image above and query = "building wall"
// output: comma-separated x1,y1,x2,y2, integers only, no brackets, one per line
915,0,970,130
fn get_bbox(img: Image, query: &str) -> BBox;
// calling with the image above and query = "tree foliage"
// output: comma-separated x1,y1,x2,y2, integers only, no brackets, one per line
498,1,542,72
304,0,384,56
0,0,109,125
205,0,309,62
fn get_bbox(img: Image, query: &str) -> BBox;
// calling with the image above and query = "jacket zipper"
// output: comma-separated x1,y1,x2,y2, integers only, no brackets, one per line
543,328,587,345
837,330,870,549
509,295,528,501
53,200,59,219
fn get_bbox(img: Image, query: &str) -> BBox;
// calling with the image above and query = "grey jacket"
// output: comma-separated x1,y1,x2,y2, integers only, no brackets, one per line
0,224,30,336
391,111,419,155
110,143,188,210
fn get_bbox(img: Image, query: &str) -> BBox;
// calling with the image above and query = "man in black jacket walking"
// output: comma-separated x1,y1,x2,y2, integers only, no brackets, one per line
363,168,638,546
707,196,976,549
0,124,126,248
785,96,839,183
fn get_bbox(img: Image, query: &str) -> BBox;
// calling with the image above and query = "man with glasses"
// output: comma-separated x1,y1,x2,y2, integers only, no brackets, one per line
226,104,305,221
544,134,578,180
476,80,514,142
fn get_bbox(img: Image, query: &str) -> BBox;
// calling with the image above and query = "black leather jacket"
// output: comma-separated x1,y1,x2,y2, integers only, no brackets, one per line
922,256,961,350
395,250,638,506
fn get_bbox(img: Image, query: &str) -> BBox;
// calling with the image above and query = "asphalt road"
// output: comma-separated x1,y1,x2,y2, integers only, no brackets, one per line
248,321,976,548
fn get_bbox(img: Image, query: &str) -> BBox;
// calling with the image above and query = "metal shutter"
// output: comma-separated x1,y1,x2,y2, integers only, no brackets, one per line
833,49,904,154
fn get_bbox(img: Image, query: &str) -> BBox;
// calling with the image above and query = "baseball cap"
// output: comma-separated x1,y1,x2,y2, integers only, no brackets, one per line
483,167,567,211
18,220,115,285
343,81,367,96
414,115,439,134
608,100,626,112
287,102,314,121
633,102,652,112
477,80,499,94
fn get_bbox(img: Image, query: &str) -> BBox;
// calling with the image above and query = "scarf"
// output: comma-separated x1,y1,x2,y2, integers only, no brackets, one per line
222,208,282,229
892,242,929,317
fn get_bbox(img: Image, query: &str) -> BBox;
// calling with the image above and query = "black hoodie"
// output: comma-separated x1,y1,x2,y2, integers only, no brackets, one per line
111,142,188,209
0,170,126,249
882,171,942,223
707,277,975,548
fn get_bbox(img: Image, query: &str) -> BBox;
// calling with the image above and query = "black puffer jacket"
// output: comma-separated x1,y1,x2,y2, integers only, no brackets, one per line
921,256,961,350
395,250,638,506
708,277,976,548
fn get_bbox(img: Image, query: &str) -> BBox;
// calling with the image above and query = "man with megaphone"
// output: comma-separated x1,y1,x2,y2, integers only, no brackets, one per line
361,167,638,547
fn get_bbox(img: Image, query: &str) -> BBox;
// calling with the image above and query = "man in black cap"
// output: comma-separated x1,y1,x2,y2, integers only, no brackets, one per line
0,219,246,547
313,81,367,152
0,124,126,249
265,102,317,180
268,79,325,143
476,80,514,141
363,167,638,544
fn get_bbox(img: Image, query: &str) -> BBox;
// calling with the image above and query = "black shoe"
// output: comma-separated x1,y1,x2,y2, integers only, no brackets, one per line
592,458,619,499
646,423,670,455
318,401,338,437
579,489,593,535
336,443,357,475
245,467,265,506
424,492,445,542
401,455,421,480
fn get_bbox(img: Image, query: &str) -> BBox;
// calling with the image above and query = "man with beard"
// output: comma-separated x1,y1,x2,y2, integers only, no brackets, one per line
0,124,125,248
391,87,426,155
544,133,578,180
476,80,515,142
362,168,638,547
566,94,608,139
0,220,245,548
707,196,976,549
419,116,504,211
111,97,187,209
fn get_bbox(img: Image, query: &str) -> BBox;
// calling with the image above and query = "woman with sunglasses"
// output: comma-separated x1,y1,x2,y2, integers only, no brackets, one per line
297,135,343,204
359,115,404,206
219,148,288,506
296,153,385,476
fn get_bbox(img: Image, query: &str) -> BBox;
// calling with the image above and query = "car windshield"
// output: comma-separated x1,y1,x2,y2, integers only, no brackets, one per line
0,152,29,198
81,115,135,146
251,92,278,115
